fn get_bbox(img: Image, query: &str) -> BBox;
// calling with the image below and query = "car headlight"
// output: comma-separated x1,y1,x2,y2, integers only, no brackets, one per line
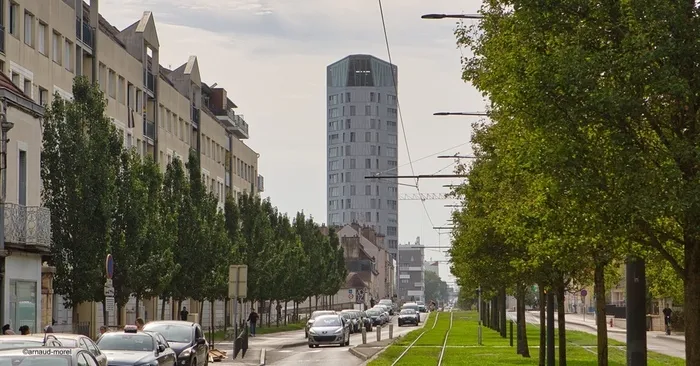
178,348,192,358
334,328,343,334
309,328,317,335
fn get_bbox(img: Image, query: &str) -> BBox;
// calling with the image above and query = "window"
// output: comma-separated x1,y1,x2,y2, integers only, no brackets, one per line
388,95,397,105
365,185,371,195
370,145,377,155
329,134,339,143
9,280,37,333
38,87,48,106
365,105,371,115
388,160,397,167
350,185,356,195
328,94,339,105
346,92,351,102
108,70,116,98
349,132,355,142
328,120,338,131
345,145,351,156
23,79,31,96
329,174,338,184
365,212,371,222
329,160,340,171
350,159,356,169
9,2,18,35
387,120,397,128
35,21,46,54
387,226,397,236
388,200,398,210
118,76,125,104
11,72,19,87
329,147,339,157
64,40,73,71
329,213,339,224
370,92,376,102
378,93,381,103
24,12,33,46
345,119,351,129
329,187,339,197
18,150,27,205
370,119,376,129
387,147,397,157
376,212,380,221
52,31,61,63
350,105,356,116
127,83,134,108
388,134,398,144
388,108,398,116
329,108,340,118
365,159,371,169
371,199,376,209
365,132,371,142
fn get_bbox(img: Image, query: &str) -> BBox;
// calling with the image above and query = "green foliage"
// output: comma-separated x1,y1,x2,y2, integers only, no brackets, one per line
424,271,449,304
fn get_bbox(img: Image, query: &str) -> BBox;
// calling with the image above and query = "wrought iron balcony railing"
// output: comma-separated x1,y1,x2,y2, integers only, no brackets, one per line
2,203,51,250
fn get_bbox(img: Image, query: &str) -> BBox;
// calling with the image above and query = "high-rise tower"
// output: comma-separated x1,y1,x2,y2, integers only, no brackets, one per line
326,54,399,259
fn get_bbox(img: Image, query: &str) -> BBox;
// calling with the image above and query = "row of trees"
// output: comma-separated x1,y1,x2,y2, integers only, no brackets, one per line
449,1,698,365
41,77,346,328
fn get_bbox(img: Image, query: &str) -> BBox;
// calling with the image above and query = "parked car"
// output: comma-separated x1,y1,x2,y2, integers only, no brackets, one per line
0,347,100,365
417,301,428,313
0,335,63,350
96,325,176,366
307,315,350,348
378,299,395,315
340,310,361,333
142,321,208,366
54,334,108,366
401,302,420,313
398,309,420,326
304,310,337,338
358,311,373,331
365,309,383,326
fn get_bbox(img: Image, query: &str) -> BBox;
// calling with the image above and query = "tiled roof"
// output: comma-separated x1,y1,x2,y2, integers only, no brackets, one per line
0,72,33,102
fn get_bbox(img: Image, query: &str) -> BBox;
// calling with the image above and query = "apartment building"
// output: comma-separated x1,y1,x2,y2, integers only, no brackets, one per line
398,240,425,303
0,0,263,335
0,71,48,334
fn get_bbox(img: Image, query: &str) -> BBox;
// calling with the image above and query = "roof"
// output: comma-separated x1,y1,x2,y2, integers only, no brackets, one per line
143,320,196,327
0,72,32,101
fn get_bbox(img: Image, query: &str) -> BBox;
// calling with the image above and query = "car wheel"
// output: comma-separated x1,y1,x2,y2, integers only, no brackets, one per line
308,344,313,348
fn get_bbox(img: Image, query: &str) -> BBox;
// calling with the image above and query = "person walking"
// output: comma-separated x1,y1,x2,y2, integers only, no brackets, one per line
180,306,189,321
99,326,108,335
135,318,145,331
247,309,259,337
662,306,673,335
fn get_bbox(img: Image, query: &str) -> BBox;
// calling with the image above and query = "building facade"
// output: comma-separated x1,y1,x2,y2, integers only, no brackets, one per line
397,241,425,303
0,0,263,335
326,54,399,259
0,70,48,334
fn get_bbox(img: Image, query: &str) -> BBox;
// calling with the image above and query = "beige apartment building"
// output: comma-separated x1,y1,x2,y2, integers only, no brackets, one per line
0,0,263,336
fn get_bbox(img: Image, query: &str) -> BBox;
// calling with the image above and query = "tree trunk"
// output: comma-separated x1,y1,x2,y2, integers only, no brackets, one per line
160,298,167,320
500,288,507,338
516,285,531,357
284,301,288,325
102,298,108,327
594,261,609,366
267,301,272,327
210,300,215,347
539,286,546,366
556,283,567,366
177,299,182,321
135,297,141,319
546,290,555,366
117,304,123,326
685,239,700,365
315,296,318,310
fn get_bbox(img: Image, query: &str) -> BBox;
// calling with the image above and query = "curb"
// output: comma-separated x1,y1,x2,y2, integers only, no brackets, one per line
348,346,369,361
530,314,626,334
259,349,266,365
654,334,686,344
278,340,309,349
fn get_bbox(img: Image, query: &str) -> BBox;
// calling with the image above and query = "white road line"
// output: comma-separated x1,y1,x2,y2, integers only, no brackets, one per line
390,311,439,366
437,310,454,366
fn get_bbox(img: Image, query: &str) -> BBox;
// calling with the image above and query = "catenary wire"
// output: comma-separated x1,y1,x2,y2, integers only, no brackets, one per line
378,0,436,229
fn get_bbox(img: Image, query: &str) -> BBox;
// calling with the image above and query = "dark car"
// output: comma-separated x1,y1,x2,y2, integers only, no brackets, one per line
0,347,100,366
397,309,420,326
365,309,383,326
142,320,208,366
54,333,108,366
340,310,361,333
96,326,176,366
0,334,63,349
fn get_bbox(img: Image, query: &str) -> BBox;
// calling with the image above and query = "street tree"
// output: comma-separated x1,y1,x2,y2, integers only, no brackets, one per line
42,76,122,318
424,271,449,305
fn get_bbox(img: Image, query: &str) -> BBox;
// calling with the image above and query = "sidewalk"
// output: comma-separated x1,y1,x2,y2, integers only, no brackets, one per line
217,329,307,365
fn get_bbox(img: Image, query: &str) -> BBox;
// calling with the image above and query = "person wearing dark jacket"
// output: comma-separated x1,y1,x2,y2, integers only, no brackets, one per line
247,309,259,337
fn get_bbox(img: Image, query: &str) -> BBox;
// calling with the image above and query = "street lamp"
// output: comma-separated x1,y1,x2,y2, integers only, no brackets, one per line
434,112,488,116
421,14,484,20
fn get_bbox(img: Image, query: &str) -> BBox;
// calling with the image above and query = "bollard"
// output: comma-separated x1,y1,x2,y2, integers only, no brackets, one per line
376,325,382,341
510,320,514,347
361,323,367,344
389,323,394,339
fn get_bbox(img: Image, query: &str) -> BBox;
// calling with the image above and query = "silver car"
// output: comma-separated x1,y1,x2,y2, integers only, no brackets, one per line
307,315,350,348
305,310,336,338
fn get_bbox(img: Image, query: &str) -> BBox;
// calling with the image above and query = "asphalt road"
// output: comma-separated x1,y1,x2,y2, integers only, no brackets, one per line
264,313,426,365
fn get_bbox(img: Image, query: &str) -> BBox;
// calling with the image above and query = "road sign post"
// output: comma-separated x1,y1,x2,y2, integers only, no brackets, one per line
104,254,115,327
580,289,588,322
229,265,248,359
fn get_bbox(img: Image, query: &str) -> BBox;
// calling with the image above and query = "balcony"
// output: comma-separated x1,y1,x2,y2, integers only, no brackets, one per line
75,18,94,49
143,118,155,140
2,203,51,252
144,70,155,93
257,174,264,193
214,108,249,139
191,106,200,128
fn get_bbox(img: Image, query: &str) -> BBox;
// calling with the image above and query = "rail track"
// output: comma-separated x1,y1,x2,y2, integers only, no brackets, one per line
390,309,455,366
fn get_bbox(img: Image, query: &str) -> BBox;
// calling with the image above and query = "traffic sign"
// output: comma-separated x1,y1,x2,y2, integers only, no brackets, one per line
105,254,114,279
105,297,115,312
228,265,248,298
580,289,588,297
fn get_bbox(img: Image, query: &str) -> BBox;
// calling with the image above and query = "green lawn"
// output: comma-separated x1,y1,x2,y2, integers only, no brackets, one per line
207,321,306,341
369,311,685,366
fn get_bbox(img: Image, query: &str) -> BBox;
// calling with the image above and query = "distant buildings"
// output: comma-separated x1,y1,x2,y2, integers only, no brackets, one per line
398,240,425,303
326,54,400,260
424,260,439,277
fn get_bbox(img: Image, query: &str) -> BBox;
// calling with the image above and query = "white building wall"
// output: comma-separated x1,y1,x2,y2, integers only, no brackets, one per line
4,253,42,333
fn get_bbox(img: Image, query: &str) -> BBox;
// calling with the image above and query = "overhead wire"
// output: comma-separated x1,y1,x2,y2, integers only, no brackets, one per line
378,0,436,230
374,141,470,176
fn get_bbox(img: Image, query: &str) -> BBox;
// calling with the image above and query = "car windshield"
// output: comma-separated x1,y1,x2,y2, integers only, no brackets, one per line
341,313,352,319
142,324,192,343
0,340,45,350
97,334,154,352
401,309,416,315
379,300,392,305
310,311,334,320
403,305,419,311
313,316,342,327
366,310,379,316
0,356,70,366
54,338,78,347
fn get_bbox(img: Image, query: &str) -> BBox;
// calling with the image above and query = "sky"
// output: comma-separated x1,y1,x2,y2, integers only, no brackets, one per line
100,0,486,286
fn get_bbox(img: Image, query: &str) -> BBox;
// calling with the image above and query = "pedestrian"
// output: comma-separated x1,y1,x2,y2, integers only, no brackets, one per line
180,306,189,321
662,306,673,335
135,318,145,331
18,325,30,335
247,309,259,337
44,325,53,334
370,298,376,308
2,324,12,335
99,326,108,335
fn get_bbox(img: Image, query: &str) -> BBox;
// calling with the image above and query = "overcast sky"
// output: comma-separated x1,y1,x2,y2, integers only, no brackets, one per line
100,0,486,285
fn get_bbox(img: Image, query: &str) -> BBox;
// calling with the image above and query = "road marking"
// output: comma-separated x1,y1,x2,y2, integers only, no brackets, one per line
437,310,454,366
